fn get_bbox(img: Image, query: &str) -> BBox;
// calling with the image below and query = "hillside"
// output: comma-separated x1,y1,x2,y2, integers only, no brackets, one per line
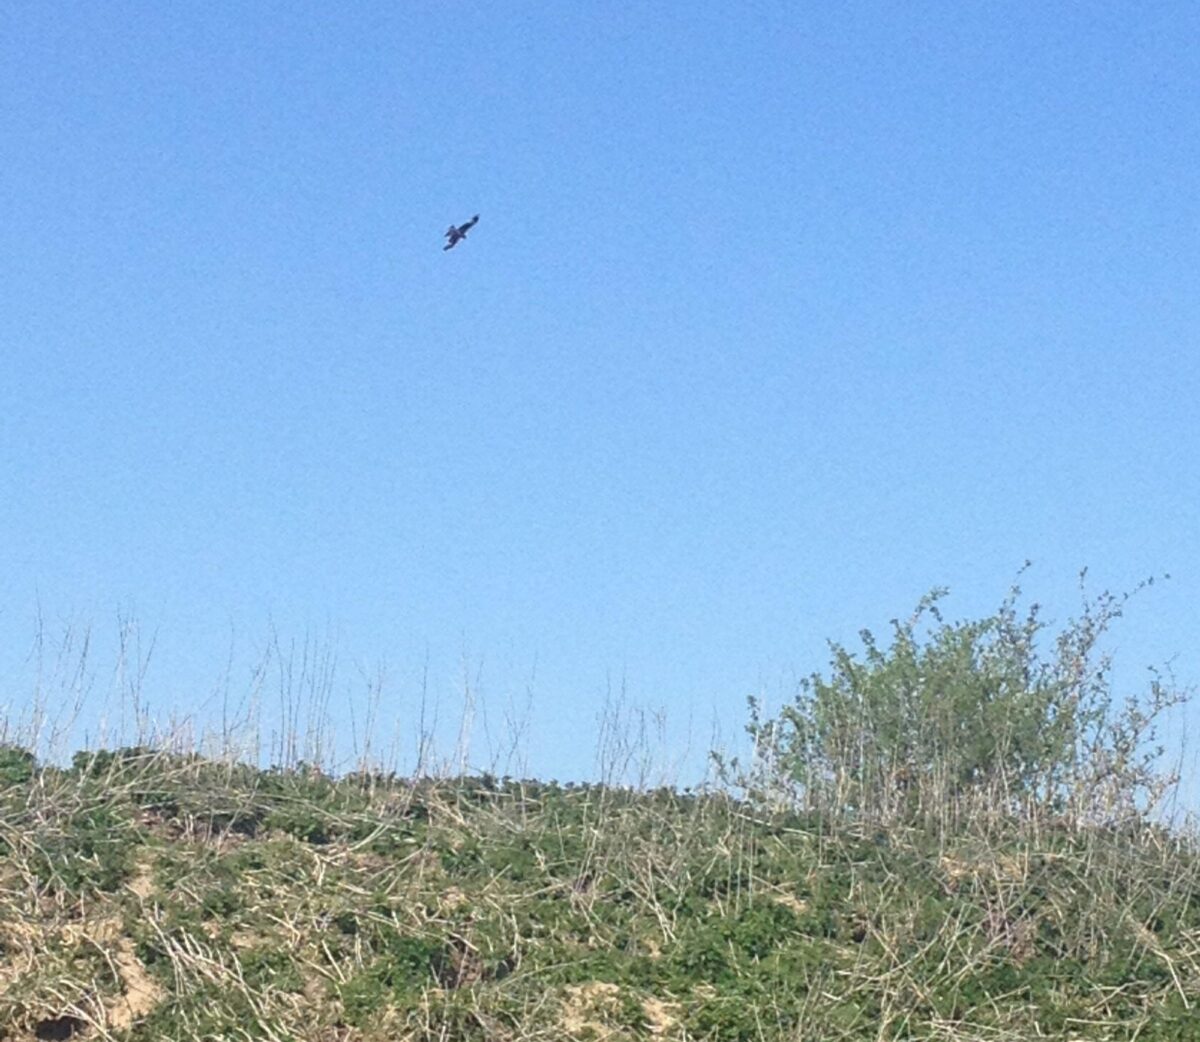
2,745,1198,1042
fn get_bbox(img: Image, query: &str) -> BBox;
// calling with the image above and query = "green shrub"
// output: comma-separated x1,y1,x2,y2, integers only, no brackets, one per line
730,573,1186,829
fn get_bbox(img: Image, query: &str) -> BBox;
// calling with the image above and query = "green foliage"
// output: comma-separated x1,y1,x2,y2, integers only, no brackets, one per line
339,933,446,1025
669,899,802,984
261,803,332,843
0,744,35,786
732,574,1187,829
28,802,141,893
129,981,283,1041
239,946,304,992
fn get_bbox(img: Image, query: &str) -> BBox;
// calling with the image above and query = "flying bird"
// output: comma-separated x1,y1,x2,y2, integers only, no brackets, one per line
443,214,480,251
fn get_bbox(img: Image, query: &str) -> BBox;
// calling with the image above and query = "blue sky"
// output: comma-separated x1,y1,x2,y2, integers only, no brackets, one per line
2,3,1198,798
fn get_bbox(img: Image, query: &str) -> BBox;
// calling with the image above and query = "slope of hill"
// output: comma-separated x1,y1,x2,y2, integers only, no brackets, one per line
1,745,1198,1042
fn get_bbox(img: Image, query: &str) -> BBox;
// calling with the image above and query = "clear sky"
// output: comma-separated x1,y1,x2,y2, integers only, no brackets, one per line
2,3,1198,800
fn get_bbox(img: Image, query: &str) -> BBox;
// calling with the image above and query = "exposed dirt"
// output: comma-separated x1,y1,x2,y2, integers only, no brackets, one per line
106,935,163,1032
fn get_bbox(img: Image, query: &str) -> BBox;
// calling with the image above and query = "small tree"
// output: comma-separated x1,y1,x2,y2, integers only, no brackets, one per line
730,571,1187,831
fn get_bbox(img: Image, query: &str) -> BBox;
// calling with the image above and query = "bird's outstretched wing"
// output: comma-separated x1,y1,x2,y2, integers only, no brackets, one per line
442,215,478,250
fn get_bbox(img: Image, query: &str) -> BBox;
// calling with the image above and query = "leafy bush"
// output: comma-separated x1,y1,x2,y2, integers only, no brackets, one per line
729,573,1187,829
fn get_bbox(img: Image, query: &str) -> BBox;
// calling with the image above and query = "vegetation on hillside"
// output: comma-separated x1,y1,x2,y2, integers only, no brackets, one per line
0,577,1196,1041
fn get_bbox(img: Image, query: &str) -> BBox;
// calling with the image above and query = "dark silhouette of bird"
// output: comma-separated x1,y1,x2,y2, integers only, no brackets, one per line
443,215,480,251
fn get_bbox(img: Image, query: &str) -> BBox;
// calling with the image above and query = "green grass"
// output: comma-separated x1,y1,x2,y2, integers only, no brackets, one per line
0,746,1198,1041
